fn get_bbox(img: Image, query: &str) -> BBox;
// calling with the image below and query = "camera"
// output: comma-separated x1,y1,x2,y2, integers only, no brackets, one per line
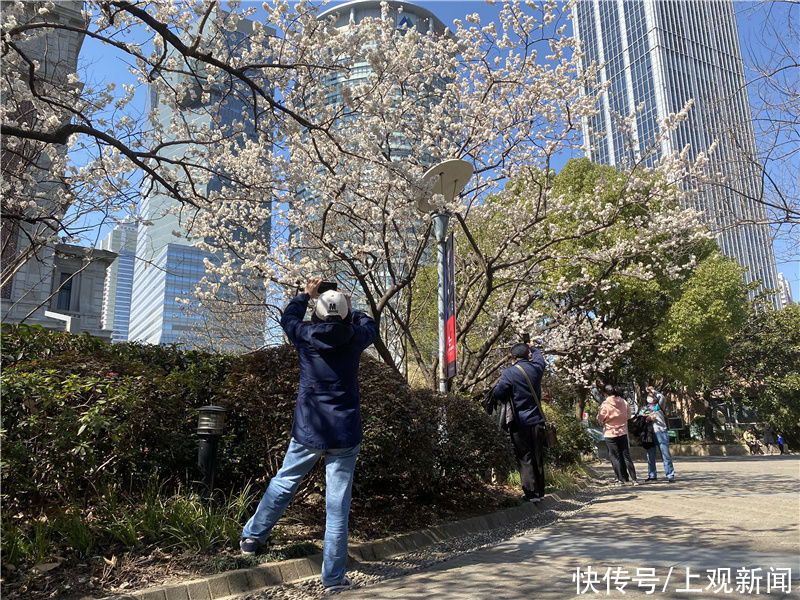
318,281,338,294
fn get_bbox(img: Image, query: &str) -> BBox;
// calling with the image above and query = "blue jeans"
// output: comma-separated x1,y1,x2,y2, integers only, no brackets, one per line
647,430,675,479
241,438,360,586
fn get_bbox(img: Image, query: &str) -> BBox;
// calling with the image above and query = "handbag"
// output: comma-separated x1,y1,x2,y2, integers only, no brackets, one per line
498,397,518,431
481,388,497,415
514,364,558,448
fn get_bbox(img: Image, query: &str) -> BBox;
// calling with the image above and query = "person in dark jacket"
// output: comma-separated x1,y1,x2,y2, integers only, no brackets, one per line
493,342,547,502
762,423,778,455
240,277,378,592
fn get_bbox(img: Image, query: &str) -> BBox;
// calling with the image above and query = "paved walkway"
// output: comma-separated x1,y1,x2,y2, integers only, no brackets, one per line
330,456,800,599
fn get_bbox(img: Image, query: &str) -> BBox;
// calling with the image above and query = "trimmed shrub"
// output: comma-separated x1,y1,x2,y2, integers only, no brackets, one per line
215,346,301,489
422,389,516,485
1,327,512,517
1,324,105,363
544,405,594,466
1,354,221,511
216,346,512,498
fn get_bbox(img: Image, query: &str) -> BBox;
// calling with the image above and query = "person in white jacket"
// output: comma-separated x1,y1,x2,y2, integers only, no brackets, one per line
640,386,675,483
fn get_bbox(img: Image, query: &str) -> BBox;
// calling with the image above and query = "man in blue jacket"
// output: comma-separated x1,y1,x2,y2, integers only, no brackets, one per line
493,342,547,502
240,277,379,592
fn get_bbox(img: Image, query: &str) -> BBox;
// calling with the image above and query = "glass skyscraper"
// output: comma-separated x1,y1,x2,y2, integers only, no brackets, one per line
100,221,137,342
319,1,449,163
129,15,270,348
777,272,793,308
573,0,780,306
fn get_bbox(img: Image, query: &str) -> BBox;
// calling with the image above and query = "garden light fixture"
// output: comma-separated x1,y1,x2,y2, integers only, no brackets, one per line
196,405,227,496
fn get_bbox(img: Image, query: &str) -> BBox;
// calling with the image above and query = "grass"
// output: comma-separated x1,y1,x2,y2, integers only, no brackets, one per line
2,462,594,600
1,479,260,565
2,463,595,600
208,541,322,573
3,463,591,569
506,463,589,496
1,520,50,565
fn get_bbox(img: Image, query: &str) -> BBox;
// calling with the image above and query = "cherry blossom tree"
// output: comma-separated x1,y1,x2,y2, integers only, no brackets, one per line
409,157,711,394
3,0,713,392
1,0,335,303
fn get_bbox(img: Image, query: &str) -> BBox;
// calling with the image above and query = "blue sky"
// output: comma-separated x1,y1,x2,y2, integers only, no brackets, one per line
77,0,799,301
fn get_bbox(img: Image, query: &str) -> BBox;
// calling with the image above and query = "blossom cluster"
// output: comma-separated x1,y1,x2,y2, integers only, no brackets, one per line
2,1,713,388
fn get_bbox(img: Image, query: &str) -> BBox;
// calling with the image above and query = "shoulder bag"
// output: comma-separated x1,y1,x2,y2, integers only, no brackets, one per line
514,363,558,448
481,388,497,415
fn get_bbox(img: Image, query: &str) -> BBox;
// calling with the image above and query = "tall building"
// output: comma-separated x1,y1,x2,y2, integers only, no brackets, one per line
777,272,793,308
99,222,137,342
319,1,446,42
129,15,271,349
572,0,780,307
318,0,447,125
1,1,91,329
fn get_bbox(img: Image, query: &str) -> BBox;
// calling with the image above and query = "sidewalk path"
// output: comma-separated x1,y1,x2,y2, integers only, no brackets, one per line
240,456,800,600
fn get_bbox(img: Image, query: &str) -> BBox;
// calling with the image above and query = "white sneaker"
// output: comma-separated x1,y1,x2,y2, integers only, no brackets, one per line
324,575,353,594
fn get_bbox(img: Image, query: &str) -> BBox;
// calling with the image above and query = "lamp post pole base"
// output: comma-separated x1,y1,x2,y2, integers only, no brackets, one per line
197,436,219,498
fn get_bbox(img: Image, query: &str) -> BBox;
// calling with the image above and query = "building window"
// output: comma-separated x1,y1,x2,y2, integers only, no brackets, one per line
56,272,73,311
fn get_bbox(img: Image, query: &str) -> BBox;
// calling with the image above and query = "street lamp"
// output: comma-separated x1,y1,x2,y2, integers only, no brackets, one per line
196,405,227,496
416,159,473,393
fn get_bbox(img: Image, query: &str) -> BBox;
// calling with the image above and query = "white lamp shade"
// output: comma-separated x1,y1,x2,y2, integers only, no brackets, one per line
197,405,227,435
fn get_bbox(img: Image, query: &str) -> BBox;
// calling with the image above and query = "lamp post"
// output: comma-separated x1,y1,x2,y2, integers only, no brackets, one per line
196,405,226,497
416,159,473,393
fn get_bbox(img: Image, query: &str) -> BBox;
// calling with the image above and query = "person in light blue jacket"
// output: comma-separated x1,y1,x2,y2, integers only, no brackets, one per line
240,277,378,592
639,386,675,483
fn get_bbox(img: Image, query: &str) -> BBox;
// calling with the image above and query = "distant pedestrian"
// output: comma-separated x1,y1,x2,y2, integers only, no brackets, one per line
240,277,378,593
762,423,778,455
777,434,786,455
639,387,675,483
493,342,547,503
597,384,638,486
744,428,761,455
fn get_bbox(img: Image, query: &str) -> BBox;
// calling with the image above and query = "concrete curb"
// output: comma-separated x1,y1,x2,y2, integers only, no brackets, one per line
100,478,601,600
595,442,749,461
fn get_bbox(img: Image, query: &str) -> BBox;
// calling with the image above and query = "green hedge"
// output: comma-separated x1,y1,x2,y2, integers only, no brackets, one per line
1,325,514,518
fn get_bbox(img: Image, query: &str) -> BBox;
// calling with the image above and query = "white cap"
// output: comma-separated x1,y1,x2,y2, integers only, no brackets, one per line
314,290,348,321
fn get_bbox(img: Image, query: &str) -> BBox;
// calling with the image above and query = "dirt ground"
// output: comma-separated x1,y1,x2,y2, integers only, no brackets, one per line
1,482,522,599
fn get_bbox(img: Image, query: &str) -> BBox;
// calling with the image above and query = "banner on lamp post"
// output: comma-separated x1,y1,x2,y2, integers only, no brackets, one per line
444,232,457,380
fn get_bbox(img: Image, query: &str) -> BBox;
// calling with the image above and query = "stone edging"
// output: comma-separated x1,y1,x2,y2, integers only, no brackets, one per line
101,477,600,600
595,443,750,460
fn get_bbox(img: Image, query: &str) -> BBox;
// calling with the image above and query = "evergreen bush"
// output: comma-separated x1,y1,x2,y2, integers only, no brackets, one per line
1,326,513,519
2,325,595,570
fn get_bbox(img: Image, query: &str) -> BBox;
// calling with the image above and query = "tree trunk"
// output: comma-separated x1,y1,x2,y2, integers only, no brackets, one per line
574,384,589,422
